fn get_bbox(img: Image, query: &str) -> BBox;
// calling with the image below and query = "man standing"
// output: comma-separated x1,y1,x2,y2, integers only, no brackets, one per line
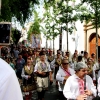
34,51,53,100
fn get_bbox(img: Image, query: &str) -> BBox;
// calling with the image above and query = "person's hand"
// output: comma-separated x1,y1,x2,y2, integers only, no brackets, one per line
84,89,93,96
76,94,87,100
93,80,96,86
64,76,70,80
36,71,43,75
63,76,70,84
28,75,31,78
42,72,46,76
50,77,53,82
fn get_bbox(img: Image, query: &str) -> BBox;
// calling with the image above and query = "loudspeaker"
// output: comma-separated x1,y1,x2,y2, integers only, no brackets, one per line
0,22,11,45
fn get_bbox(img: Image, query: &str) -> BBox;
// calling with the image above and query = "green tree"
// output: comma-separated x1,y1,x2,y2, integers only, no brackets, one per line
43,0,61,53
43,0,79,51
27,10,41,41
1,0,53,25
11,28,21,45
80,0,100,60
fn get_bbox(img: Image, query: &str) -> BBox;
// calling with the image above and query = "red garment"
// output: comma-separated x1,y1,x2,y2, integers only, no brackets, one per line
77,78,84,94
62,67,71,76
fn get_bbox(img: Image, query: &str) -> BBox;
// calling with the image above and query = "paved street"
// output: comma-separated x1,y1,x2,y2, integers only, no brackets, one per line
23,84,59,100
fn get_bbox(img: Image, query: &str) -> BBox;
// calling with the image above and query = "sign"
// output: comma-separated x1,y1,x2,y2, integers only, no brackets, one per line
0,22,11,45
31,34,41,48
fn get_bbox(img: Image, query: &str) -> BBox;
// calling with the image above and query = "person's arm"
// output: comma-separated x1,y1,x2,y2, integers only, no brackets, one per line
21,68,29,80
97,77,100,96
50,59,55,69
88,75,97,97
48,63,53,81
34,63,43,75
63,77,77,99
56,69,65,84
34,63,38,73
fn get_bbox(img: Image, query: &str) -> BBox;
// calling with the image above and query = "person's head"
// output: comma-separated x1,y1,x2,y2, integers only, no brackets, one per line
84,51,88,58
49,49,53,55
18,53,22,59
91,53,96,59
27,57,32,65
73,52,77,57
98,57,100,63
87,57,93,65
39,51,46,61
62,59,69,70
75,49,78,54
57,49,61,54
75,62,88,79
36,49,40,56
77,56,82,62
57,51,61,57
65,51,69,57
81,51,83,54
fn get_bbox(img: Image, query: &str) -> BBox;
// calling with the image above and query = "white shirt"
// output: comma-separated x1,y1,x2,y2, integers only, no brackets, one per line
34,60,51,72
97,77,100,96
93,62,100,80
56,67,75,91
63,74,97,100
0,58,23,100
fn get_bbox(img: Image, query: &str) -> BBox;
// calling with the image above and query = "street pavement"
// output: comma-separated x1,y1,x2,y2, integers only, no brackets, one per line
23,84,59,100
22,73,60,100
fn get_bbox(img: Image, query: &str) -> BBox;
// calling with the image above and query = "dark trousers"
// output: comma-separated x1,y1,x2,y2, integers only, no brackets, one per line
59,91,66,100
16,71,22,79
37,90,46,100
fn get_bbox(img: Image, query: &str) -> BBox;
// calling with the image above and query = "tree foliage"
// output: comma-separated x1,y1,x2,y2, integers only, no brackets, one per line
11,28,21,45
43,0,61,40
27,10,41,41
80,0,100,28
0,0,39,25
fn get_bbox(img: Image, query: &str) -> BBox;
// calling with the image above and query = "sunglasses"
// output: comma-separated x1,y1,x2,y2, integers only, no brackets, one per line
62,63,69,65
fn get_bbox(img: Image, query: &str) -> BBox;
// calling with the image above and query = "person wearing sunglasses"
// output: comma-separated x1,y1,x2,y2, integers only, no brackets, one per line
56,59,75,100
63,62,97,100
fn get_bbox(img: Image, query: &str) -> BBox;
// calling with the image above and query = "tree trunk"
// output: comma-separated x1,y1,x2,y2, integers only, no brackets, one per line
59,27,62,51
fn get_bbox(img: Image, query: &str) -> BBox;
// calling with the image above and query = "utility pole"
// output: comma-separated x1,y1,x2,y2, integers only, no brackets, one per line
59,26,62,51
66,0,68,51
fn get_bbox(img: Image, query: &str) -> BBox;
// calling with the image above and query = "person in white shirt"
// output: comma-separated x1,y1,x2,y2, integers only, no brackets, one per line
56,59,75,100
82,51,88,64
34,51,53,100
63,62,97,100
0,58,23,100
97,77,100,97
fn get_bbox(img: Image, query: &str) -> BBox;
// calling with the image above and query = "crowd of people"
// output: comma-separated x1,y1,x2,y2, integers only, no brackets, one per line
1,44,100,100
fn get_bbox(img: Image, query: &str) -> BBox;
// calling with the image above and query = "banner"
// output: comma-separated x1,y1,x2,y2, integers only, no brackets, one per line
31,34,41,48
0,22,11,45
